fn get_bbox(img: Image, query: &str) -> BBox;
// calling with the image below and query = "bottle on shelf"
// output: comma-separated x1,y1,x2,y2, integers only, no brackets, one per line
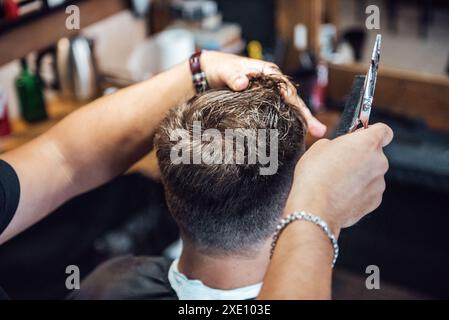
15,58,48,123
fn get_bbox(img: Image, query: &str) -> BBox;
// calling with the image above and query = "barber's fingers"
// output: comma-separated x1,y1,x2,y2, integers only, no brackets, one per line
366,123,394,148
219,56,327,138
228,73,250,91
238,61,327,138
224,59,271,91
291,95,327,138
353,123,393,148
270,73,327,138
227,60,280,90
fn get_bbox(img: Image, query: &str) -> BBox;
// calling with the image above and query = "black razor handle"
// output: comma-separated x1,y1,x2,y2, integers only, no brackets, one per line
332,75,366,138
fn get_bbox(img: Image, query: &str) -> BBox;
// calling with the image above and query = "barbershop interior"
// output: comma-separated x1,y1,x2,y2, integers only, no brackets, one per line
0,0,448,300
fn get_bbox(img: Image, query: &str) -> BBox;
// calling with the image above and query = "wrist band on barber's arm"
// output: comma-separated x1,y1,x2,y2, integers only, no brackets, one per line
270,211,339,268
189,51,209,93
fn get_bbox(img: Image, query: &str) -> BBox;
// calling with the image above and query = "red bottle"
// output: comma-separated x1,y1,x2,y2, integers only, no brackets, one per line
0,88,11,136
3,0,19,21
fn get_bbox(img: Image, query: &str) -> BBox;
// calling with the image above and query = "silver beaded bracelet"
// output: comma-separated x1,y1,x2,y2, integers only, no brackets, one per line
270,211,339,268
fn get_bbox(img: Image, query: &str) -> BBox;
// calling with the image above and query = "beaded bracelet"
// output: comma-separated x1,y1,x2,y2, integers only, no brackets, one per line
270,211,339,268
189,51,209,93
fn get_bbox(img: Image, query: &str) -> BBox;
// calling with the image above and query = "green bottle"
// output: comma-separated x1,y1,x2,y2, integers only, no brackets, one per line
15,58,47,123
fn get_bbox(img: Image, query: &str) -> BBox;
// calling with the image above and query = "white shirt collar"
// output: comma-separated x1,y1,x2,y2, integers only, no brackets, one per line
168,258,262,300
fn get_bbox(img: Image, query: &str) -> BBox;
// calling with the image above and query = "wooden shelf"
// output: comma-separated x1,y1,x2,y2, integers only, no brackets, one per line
0,0,79,35
0,0,128,66
0,97,81,152
328,63,449,132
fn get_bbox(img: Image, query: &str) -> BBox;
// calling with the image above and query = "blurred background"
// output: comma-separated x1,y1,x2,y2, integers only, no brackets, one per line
0,0,448,299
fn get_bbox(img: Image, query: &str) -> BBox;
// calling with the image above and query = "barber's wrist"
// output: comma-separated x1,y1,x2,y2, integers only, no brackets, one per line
198,50,220,89
279,219,335,265
199,50,210,74
189,51,209,93
174,60,197,100
284,198,341,238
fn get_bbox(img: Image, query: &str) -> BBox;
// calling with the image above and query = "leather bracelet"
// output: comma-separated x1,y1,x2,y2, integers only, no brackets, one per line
270,211,339,268
189,51,209,93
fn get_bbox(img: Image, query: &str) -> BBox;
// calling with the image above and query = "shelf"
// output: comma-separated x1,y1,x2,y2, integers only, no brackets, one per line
0,0,128,66
0,0,79,35
328,63,449,132
0,97,81,152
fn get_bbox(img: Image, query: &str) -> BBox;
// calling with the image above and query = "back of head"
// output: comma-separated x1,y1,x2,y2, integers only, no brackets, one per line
155,75,306,255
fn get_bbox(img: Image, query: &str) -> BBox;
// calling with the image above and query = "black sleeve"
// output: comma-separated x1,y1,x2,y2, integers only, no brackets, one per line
0,159,20,237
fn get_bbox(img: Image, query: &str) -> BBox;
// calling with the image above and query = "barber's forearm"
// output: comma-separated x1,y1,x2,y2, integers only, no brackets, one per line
0,61,193,244
53,60,194,190
258,219,338,300
258,196,340,300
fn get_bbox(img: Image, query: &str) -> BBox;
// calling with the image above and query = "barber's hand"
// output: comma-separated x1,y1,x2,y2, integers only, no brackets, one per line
200,51,327,138
284,123,394,234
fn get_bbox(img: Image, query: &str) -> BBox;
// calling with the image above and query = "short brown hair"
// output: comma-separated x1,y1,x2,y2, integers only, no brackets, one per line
155,75,306,254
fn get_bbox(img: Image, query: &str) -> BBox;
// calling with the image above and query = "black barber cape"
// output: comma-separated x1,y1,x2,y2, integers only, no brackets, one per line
68,256,178,300
0,160,21,300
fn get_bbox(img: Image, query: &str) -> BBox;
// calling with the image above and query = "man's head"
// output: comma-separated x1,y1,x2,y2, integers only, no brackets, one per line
155,75,306,256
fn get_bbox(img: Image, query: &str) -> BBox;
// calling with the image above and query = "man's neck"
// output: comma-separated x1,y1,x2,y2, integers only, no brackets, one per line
177,240,271,290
